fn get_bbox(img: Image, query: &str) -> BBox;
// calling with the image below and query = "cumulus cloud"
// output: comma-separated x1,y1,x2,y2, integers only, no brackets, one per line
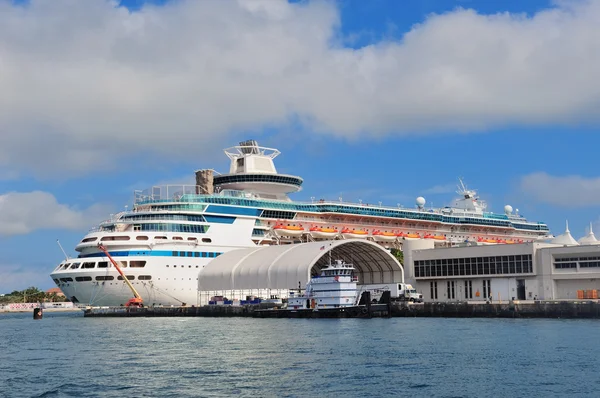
0,264,54,292
0,191,112,236
2,0,600,177
519,172,600,207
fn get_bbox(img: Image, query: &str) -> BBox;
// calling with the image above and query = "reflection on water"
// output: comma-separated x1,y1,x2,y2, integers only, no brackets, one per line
1,312,599,397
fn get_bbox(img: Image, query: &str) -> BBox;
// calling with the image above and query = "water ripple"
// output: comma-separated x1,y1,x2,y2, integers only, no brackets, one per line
2,313,600,397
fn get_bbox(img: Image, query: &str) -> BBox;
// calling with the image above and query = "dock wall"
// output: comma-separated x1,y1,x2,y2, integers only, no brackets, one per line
83,300,600,319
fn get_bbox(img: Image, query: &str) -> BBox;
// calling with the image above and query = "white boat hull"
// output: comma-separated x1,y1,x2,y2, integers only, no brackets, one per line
310,231,339,239
372,235,397,242
274,229,304,237
342,233,368,239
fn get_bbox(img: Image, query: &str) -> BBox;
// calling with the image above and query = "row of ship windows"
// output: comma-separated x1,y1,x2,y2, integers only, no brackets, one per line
171,251,223,258
55,275,152,283
213,174,303,186
554,261,600,269
414,255,534,277
82,236,212,243
121,214,206,222
56,261,146,271
100,224,210,233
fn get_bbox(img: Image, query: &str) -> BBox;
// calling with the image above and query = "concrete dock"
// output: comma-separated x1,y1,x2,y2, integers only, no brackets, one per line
83,300,600,319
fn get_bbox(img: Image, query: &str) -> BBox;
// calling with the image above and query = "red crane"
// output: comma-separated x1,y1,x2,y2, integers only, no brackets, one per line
97,243,144,307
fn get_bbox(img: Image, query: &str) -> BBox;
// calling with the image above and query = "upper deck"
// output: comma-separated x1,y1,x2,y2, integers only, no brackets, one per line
132,185,550,232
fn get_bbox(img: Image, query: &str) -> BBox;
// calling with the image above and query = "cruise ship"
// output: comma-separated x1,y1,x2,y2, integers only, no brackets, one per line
50,140,552,306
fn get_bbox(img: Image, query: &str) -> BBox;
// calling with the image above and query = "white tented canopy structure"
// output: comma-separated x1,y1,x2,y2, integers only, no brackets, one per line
197,240,403,299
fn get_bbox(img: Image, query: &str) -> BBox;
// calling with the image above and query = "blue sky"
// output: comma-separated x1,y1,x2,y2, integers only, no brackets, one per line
1,0,599,292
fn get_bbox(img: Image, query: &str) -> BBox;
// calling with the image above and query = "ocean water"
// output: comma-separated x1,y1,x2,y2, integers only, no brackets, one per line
1,312,599,398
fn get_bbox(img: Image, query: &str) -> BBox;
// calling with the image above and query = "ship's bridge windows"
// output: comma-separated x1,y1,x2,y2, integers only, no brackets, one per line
173,236,183,240
97,261,109,268
82,237,97,243
202,238,212,243
75,276,92,282
136,236,149,241
82,262,96,269
101,236,130,241
96,276,114,281
130,260,146,268
119,261,128,268
117,275,135,280
155,236,167,240
60,277,73,282
138,275,152,280
70,263,81,269
53,279,60,285
54,264,63,271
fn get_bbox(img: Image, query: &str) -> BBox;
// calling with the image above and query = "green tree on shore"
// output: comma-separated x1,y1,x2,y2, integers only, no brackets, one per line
0,287,69,305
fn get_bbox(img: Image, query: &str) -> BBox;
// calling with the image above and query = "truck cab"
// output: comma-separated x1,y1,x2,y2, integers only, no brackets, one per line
398,283,423,303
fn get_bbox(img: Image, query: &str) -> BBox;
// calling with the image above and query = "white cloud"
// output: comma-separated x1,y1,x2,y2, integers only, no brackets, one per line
0,191,113,236
2,0,600,177
0,264,54,293
519,172,600,207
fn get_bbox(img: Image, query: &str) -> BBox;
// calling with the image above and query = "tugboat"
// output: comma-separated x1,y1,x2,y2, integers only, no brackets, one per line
288,259,359,310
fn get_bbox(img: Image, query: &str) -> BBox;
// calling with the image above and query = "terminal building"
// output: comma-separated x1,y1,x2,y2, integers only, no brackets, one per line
404,223,600,302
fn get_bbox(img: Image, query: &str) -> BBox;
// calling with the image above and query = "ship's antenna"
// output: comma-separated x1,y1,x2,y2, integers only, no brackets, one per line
56,239,70,260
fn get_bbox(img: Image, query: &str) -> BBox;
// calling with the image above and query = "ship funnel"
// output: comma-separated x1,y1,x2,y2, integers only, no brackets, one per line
195,169,214,195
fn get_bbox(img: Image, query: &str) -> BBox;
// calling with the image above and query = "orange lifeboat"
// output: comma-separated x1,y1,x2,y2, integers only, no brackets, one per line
372,230,397,242
403,232,421,240
505,239,517,244
424,234,446,241
273,224,305,237
477,237,498,245
309,226,339,239
341,228,369,239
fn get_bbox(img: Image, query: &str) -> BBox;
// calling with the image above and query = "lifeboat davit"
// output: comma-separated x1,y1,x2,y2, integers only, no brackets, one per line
341,228,369,239
403,232,421,241
309,226,339,239
273,224,305,237
424,234,446,241
372,230,397,242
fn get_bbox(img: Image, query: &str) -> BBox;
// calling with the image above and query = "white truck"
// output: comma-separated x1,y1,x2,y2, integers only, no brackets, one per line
360,283,423,303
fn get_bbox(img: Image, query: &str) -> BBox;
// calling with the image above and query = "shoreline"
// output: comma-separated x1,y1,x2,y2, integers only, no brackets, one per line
0,308,82,314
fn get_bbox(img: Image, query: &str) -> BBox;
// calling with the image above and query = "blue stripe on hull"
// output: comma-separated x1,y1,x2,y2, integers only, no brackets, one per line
79,250,224,259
